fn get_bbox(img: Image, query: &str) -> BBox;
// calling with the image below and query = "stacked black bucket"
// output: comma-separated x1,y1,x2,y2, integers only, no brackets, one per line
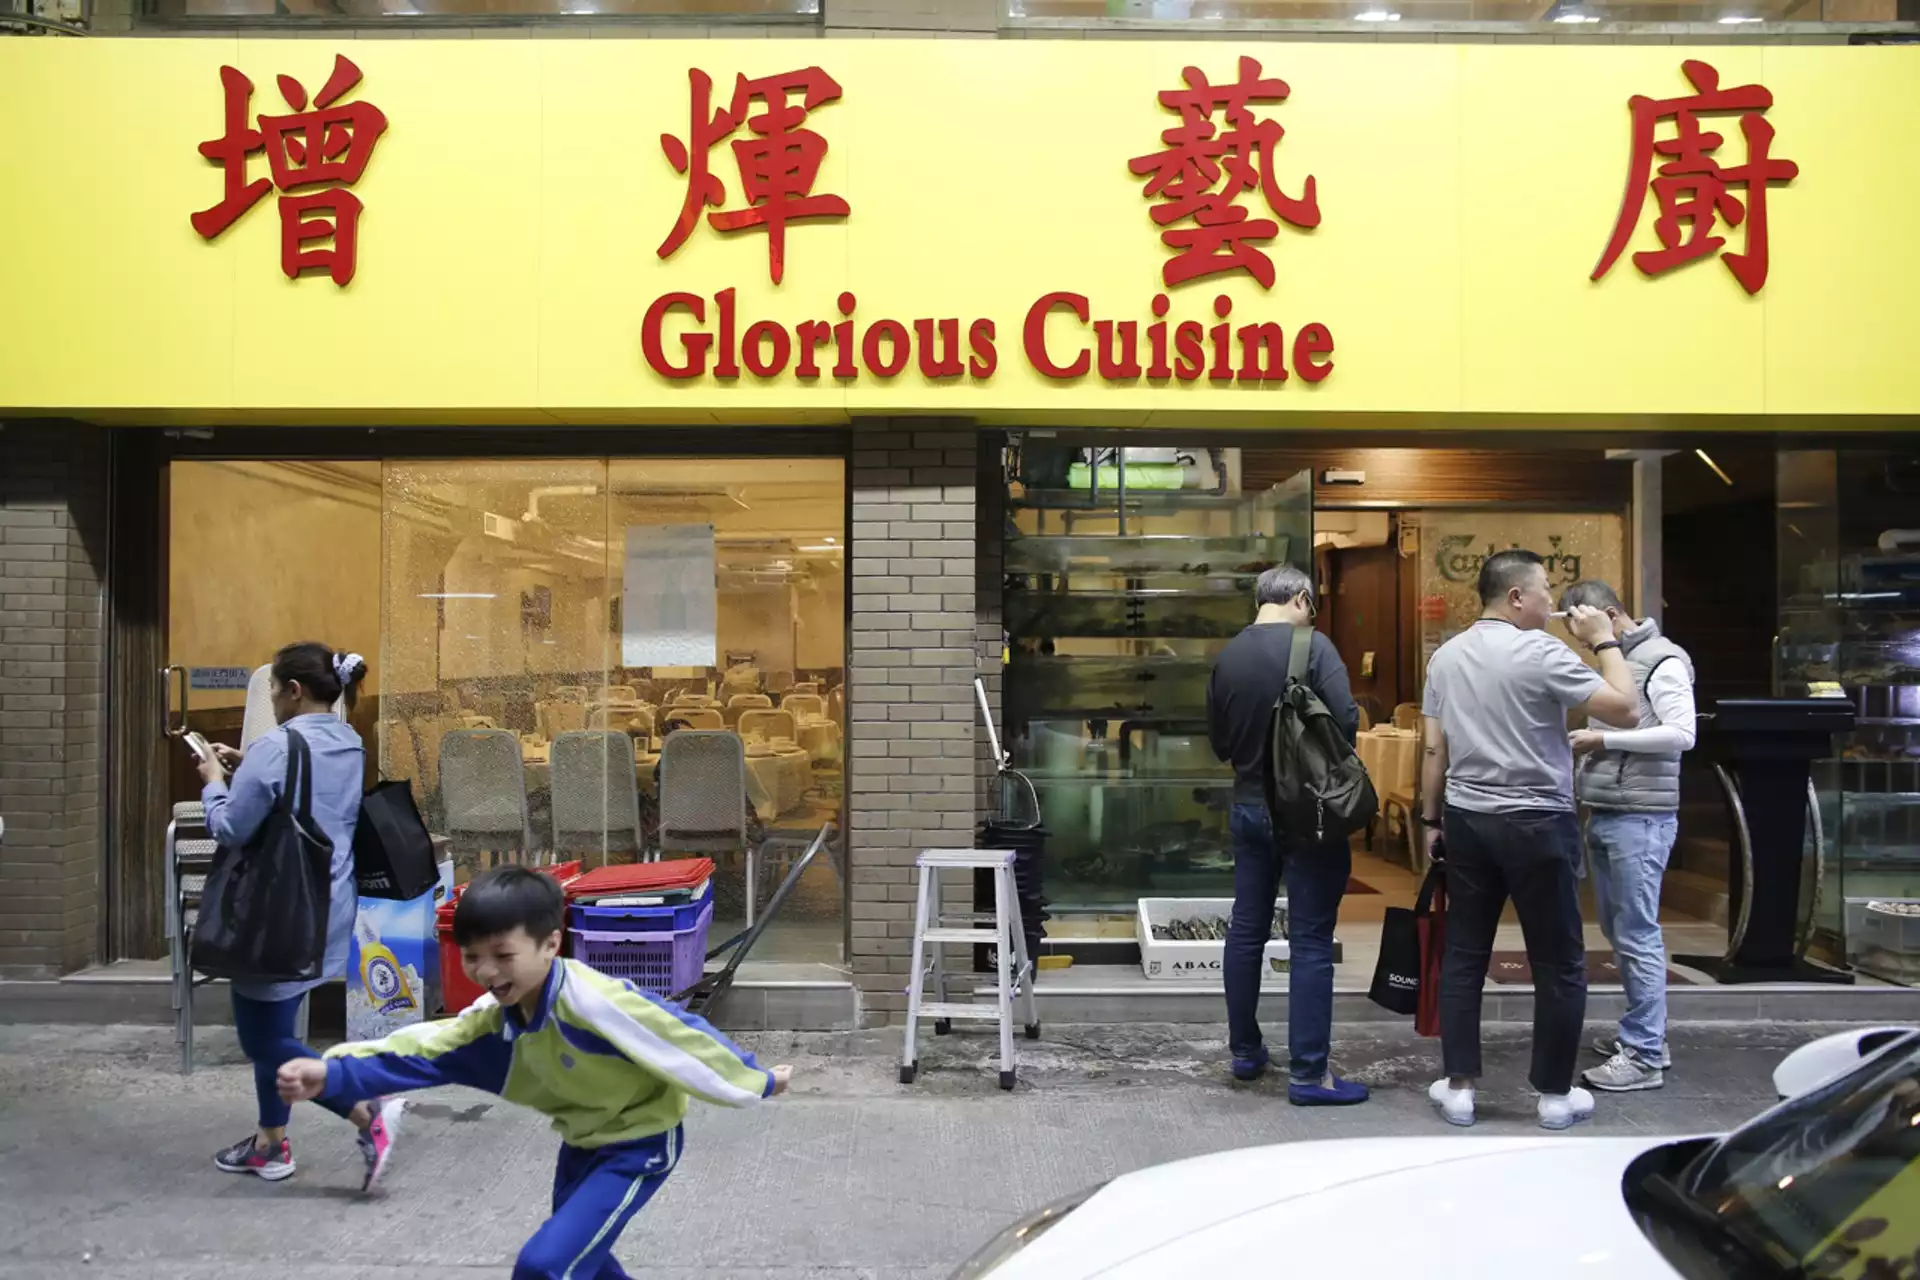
972,817,1048,973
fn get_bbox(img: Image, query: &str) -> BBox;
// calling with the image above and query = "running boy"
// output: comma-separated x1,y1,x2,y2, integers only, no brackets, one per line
278,866,790,1280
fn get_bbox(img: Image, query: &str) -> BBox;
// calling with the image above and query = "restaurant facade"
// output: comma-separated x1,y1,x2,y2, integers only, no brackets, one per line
3,35,1918,1024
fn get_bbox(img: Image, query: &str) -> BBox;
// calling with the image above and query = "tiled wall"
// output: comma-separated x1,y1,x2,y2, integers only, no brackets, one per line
0,424,108,979
846,423,980,1024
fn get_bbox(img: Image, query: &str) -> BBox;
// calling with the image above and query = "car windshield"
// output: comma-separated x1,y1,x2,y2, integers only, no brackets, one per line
1681,1031,1920,1278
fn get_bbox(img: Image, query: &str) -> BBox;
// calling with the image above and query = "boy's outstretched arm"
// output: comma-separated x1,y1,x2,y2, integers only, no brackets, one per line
279,1001,512,1106
567,970,790,1107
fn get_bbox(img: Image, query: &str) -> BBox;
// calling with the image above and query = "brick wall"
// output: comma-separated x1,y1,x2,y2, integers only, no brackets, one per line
846,423,980,1024
0,423,108,979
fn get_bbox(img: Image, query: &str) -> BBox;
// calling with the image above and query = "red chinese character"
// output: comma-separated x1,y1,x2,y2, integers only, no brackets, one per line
658,66,850,286
1592,59,1798,297
1129,56,1321,291
190,55,389,287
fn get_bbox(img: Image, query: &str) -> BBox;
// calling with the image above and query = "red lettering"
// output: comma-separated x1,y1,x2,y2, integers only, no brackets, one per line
1173,321,1205,381
742,318,791,378
914,317,962,379
1208,295,1234,383
1295,322,1334,383
795,319,831,379
1024,291,1090,380
1146,294,1172,379
1236,323,1287,383
641,291,710,380
968,318,998,378
713,286,740,379
833,291,858,379
1095,321,1141,381
862,318,910,377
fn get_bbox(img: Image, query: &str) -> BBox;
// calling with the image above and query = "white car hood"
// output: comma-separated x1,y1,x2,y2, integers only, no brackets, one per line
992,1136,1680,1280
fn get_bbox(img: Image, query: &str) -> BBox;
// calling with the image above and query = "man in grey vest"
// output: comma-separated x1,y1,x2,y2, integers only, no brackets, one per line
1560,579,1696,1094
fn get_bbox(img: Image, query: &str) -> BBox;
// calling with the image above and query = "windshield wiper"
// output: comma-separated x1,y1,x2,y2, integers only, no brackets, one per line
1629,1171,1808,1280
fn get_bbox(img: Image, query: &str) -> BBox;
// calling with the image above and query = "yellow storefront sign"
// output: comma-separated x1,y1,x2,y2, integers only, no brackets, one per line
1,40,1917,423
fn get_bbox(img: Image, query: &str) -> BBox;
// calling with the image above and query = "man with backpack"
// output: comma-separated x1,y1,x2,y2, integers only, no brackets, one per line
1207,565,1368,1105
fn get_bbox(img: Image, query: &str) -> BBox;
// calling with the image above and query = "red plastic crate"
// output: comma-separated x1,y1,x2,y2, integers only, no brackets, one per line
435,860,585,1014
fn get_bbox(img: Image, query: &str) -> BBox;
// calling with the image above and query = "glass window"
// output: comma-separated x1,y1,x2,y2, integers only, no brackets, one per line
378,456,845,967
1007,0,1900,25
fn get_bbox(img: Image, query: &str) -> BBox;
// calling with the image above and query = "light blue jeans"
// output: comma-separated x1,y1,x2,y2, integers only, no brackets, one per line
1586,811,1679,1064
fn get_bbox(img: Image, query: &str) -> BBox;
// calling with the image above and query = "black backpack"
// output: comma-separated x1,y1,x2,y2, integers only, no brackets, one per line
1265,627,1378,845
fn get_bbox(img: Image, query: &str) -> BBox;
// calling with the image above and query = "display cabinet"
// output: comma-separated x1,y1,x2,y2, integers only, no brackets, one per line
1777,449,1920,982
1000,441,1312,908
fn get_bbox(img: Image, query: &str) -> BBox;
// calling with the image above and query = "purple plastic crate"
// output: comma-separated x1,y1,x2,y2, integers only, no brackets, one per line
568,882,714,934
568,902,711,996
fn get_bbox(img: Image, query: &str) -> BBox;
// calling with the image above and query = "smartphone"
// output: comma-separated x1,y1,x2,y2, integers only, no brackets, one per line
182,731,215,764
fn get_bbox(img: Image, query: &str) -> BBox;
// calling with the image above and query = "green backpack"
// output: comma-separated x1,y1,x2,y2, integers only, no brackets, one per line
1265,626,1378,845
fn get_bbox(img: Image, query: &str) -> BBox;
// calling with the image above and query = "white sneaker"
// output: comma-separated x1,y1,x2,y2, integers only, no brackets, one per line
1538,1086,1596,1131
1428,1078,1475,1127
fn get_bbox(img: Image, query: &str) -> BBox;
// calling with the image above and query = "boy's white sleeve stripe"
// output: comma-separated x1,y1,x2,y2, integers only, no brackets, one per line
564,976,763,1107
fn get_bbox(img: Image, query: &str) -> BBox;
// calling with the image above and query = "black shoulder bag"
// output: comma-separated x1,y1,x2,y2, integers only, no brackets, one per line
190,728,333,984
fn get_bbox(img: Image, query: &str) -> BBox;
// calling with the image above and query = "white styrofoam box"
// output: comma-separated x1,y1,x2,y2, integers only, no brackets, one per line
1137,897,1289,982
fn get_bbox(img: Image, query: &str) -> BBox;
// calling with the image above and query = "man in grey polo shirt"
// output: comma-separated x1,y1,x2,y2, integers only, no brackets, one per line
1418,550,1640,1131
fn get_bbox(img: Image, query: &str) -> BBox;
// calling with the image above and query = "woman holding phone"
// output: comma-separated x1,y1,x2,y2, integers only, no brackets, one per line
192,641,401,1191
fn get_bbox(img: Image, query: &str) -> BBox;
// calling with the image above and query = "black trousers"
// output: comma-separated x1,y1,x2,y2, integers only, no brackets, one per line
1439,805,1587,1094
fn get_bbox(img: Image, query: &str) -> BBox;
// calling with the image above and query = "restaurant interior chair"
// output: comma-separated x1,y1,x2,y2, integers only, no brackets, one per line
657,729,761,918
781,692,827,720
439,727,536,865
536,699,588,740
725,693,772,727
674,706,724,731
552,685,589,702
1392,702,1421,731
550,730,644,864
597,685,638,703
739,708,798,745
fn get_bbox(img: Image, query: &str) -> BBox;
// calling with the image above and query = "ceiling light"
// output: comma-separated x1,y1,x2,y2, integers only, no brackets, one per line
1355,8,1401,17
1718,13,1762,20
1553,9,1601,20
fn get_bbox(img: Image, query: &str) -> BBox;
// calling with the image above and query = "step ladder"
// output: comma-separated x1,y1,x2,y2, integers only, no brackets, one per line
900,848,1039,1091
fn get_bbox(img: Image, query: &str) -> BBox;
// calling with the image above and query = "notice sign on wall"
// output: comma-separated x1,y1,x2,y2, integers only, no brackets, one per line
621,525,717,669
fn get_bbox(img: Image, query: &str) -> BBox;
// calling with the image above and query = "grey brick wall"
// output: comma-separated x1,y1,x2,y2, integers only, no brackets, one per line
846,423,980,1025
0,423,108,979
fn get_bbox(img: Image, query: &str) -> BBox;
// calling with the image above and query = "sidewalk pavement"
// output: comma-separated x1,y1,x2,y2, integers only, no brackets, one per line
0,1018,1828,1279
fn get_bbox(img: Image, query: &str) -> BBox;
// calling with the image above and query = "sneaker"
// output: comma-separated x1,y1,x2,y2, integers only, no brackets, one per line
1538,1086,1597,1131
1230,1045,1270,1082
356,1097,403,1193
1428,1078,1475,1127
1592,1035,1671,1071
1584,1049,1665,1093
214,1134,295,1181
1289,1074,1370,1107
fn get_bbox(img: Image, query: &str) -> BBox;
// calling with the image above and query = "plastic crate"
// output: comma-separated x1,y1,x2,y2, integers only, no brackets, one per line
569,881,713,934
568,902,712,995
565,858,714,901
435,861,585,1014
1136,897,1290,982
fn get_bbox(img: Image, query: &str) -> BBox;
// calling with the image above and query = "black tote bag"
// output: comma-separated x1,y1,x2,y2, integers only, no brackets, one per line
1368,854,1446,1018
190,728,333,984
354,779,438,900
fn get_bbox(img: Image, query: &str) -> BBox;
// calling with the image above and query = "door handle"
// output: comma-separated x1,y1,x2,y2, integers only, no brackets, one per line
161,664,189,738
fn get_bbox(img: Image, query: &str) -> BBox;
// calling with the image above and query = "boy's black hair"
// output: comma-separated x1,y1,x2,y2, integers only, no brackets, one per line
451,866,566,946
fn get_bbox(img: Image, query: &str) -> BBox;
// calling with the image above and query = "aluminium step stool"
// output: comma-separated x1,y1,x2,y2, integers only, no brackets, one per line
900,848,1040,1091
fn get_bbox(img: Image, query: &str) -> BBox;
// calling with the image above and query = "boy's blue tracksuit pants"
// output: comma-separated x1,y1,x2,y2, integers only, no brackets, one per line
512,1127,682,1280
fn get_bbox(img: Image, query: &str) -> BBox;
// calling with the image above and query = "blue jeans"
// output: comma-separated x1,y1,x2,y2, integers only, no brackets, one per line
1587,810,1678,1063
231,990,356,1130
1225,803,1350,1083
